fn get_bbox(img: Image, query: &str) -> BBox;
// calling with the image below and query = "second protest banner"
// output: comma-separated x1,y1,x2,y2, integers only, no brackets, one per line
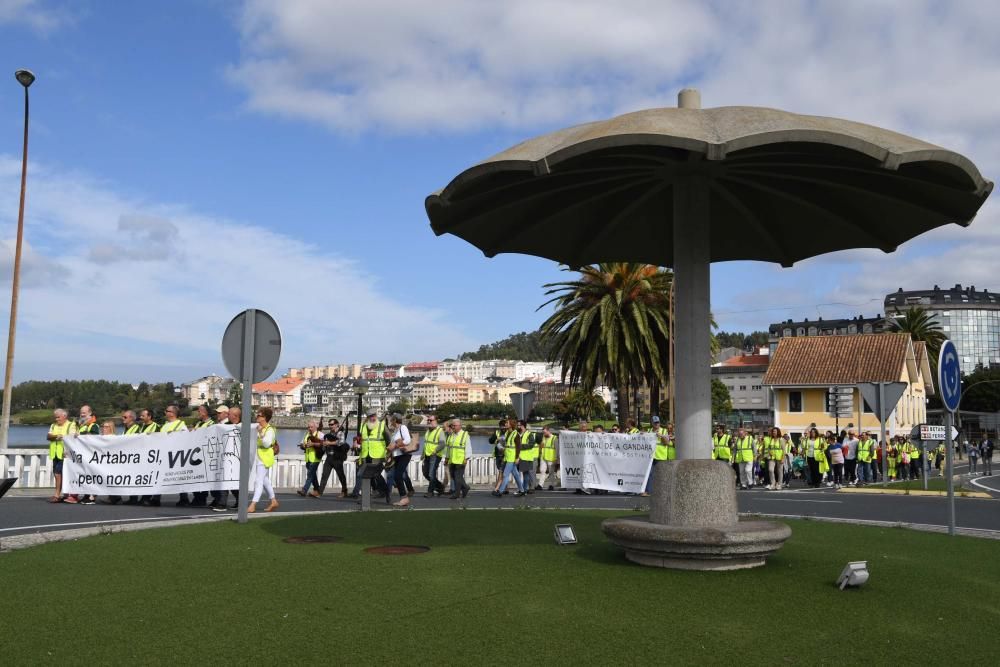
63,424,246,496
559,430,655,493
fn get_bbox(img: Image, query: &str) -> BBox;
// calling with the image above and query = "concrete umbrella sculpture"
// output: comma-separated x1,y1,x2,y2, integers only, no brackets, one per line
426,89,992,570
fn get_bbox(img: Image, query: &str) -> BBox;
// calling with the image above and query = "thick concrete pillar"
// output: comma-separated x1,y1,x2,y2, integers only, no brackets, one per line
672,174,712,460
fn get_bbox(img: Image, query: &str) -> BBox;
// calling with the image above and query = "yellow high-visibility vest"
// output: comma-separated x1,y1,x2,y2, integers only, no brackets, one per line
734,436,754,463
257,424,276,468
423,427,444,457
48,421,76,460
540,434,558,462
763,436,783,460
518,431,537,462
302,432,321,463
503,431,517,463
447,430,470,465
361,420,386,460
712,434,732,461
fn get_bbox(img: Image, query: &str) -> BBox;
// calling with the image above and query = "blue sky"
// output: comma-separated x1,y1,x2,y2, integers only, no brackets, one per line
0,0,998,382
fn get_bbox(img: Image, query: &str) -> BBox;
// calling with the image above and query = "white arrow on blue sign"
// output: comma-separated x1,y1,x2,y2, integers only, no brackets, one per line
937,340,961,413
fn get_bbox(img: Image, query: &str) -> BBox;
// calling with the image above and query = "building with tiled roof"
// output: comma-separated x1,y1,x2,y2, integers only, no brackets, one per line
763,333,933,438
252,377,306,413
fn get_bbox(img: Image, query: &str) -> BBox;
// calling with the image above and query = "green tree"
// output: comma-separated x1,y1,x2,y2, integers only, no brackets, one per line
386,398,411,416
539,263,672,423
887,306,946,375
711,379,732,417
227,384,243,407
414,396,429,411
459,330,550,361
958,365,1000,413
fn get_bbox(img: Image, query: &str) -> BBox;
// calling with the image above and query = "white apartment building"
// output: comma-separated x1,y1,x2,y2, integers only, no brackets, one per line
181,375,236,406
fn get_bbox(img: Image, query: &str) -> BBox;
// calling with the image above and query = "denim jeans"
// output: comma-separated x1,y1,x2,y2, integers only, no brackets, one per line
302,461,320,493
497,462,523,493
422,455,444,493
857,460,871,483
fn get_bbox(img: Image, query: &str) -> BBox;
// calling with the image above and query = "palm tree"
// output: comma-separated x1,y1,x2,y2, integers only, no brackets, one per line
539,264,672,423
887,306,946,371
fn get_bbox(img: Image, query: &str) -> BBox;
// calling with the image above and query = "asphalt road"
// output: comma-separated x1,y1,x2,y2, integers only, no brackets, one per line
2,482,999,539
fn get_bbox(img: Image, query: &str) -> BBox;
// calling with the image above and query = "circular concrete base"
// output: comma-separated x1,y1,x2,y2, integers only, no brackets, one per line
601,516,792,571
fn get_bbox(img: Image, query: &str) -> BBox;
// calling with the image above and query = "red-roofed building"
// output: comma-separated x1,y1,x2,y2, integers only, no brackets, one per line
711,351,772,422
252,377,306,413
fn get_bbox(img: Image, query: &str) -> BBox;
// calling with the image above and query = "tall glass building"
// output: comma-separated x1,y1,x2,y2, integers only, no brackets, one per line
885,284,1000,371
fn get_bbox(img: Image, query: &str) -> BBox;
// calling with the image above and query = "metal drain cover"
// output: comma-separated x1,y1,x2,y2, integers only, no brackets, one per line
364,545,430,555
283,536,343,544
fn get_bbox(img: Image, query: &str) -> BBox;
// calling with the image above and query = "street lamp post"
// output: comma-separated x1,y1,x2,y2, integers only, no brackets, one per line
0,70,35,452
353,378,369,442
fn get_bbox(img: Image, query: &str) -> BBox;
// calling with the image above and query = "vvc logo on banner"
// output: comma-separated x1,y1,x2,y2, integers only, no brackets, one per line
559,431,655,493
62,424,246,496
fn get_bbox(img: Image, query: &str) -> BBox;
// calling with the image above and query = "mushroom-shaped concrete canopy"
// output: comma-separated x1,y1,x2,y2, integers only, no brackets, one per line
427,101,992,268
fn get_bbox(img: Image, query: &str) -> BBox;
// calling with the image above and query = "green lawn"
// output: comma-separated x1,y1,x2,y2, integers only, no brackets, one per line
5,511,999,665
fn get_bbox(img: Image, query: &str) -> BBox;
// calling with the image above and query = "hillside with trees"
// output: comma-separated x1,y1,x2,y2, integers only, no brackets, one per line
459,330,549,361
3,380,184,423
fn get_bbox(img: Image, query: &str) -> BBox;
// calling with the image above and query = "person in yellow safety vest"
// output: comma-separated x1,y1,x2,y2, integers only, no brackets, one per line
643,416,672,496
493,423,525,497
856,431,875,486
188,405,217,508
539,426,560,491
802,427,825,488
516,420,539,492
110,409,143,505
625,419,640,435
421,415,447,497
907,438,922,481
488,418,509,490
351,410,389,499
762,427,785,490
817,432,832,486
732,427,756,490
297,419,324,498
886,437,899,481
782,434,794,487
159,404,192,508
248,406,279,514
711,424,732,461
46,408,77,503
445,419,471,499
70,404,101,505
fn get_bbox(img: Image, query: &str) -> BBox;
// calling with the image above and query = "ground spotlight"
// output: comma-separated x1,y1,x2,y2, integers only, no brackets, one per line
836,561,869,590
554,524,577,545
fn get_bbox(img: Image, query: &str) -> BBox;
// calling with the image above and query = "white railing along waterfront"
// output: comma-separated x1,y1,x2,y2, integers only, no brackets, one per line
1,449,501,491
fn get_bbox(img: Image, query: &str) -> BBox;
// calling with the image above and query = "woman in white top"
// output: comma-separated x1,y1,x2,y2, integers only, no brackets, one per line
248,407,279,513
387,413,413,508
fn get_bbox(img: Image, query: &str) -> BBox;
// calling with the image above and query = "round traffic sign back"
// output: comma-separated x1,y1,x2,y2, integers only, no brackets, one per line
221,309,282,383
937,340,961,413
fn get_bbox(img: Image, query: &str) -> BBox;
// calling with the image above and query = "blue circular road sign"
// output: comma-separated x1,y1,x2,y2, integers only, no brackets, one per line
938,340,961,413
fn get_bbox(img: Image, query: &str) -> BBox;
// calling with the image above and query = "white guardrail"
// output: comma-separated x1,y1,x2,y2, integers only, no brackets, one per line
1,449,503,490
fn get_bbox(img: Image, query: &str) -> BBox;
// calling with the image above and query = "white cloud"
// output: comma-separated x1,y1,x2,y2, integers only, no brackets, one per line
227,0,1000,331
0,0,71,32
0,156,476,380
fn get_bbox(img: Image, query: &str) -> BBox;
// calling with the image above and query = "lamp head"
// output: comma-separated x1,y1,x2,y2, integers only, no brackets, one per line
15,69,35,88
353,378,369,396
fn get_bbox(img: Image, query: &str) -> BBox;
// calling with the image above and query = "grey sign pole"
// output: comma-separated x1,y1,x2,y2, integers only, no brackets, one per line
945,411,955,535
878,382,887,486
221,308,281,526
237,310,256,525
921,441,928,491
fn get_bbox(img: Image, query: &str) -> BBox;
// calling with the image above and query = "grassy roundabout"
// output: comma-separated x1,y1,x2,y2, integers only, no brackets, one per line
5,510,999,664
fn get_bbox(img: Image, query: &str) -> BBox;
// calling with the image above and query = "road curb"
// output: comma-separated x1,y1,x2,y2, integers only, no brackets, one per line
742,512,1000,540
836,487,991,499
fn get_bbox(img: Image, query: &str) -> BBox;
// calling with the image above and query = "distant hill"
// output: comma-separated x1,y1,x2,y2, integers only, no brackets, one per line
459,330,550,361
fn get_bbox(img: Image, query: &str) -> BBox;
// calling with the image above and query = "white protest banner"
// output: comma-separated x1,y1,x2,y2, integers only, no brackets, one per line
558,430,655,493
63,424,248,496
